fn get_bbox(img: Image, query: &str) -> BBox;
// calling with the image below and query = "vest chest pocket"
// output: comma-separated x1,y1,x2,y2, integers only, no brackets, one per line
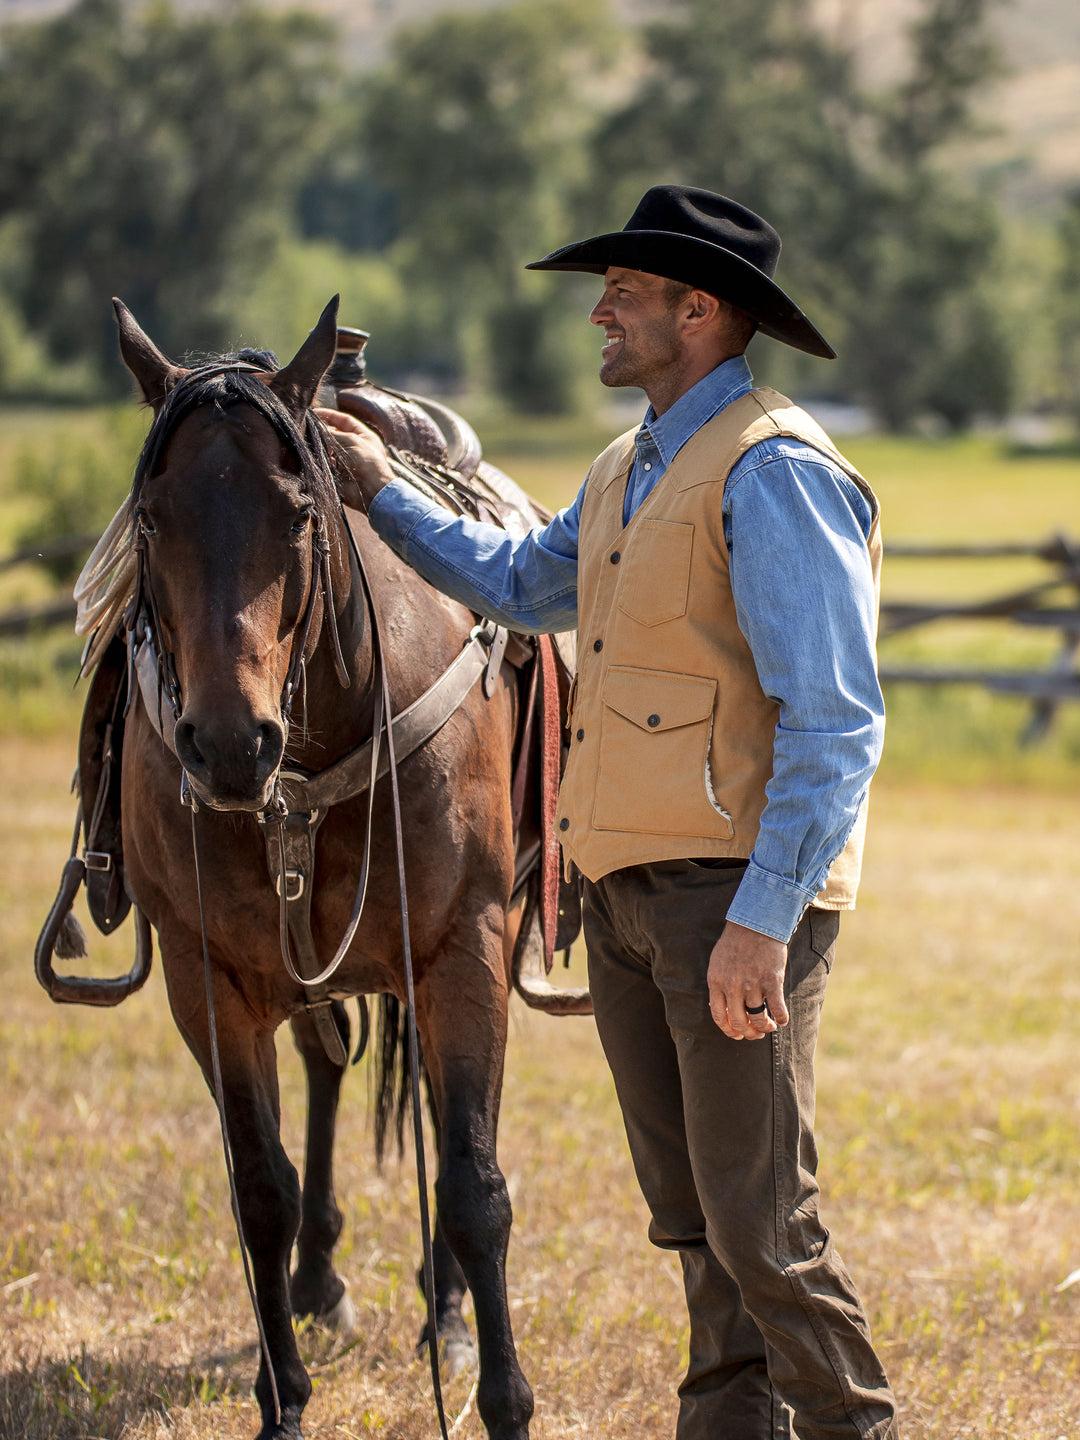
617,519,694,627
593,666,733,838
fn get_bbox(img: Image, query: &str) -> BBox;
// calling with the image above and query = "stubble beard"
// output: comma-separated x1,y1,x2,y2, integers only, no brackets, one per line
598,315,682,391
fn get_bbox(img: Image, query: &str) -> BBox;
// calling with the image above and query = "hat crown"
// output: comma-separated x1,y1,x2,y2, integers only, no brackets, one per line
625,186,781,280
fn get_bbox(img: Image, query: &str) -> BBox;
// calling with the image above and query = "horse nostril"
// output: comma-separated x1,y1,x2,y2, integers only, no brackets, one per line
256,722,284,770
174,720,205,768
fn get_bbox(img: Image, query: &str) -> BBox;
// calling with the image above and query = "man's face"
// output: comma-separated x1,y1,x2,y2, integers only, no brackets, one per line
589,268,686,389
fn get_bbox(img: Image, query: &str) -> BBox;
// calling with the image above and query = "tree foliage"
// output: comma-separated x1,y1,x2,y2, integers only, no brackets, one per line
1058,192,1080,428
0,0,1054,427
588,0,1008,430
0,0,338,386
590,0,869,317
359,0,613,411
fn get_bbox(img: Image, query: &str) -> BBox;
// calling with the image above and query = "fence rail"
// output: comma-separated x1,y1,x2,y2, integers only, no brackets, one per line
0,532,91,640
2,529,1079,742
880,531,1080,744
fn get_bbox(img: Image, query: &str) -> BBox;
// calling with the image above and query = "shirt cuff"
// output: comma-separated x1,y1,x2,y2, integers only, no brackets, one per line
725,860,817,944
366,477,440,552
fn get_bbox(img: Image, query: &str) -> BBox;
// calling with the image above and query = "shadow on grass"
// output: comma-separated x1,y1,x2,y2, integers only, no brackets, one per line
0,1314,406,1439
0,1340,253,1438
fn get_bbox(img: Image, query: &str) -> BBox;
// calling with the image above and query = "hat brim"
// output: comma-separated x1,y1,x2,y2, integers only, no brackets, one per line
526,230,836,360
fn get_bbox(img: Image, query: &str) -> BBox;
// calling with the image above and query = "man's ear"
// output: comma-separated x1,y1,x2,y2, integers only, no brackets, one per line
683,289,723,333
113,298,186,410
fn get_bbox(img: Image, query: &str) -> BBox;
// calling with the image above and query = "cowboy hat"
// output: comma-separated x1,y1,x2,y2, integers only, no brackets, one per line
526,184,835,360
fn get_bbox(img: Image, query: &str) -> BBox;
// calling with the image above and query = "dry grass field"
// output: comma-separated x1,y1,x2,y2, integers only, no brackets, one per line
2,411,1080,1437
3,731,1080,1439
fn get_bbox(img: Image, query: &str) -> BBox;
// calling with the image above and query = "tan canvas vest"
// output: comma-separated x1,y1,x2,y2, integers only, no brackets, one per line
555,386,882,910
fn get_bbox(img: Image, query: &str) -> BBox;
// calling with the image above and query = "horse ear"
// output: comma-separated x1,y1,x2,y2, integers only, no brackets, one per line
268,295,340,416
112,298,185,410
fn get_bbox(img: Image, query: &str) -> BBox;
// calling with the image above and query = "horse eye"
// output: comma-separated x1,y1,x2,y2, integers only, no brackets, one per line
135,506,157,538
290,509,313,535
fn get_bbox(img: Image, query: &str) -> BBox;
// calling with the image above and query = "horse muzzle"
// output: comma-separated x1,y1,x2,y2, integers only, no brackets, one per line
173,713,285,812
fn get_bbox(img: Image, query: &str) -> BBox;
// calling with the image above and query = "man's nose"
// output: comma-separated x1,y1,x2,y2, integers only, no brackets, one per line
589,295,612,326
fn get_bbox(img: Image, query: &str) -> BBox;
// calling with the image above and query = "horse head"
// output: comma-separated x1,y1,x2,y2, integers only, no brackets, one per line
116,296,355,813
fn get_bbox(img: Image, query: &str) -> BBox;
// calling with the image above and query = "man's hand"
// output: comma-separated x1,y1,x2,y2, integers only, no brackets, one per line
314,407,396,512
707,920,789,1040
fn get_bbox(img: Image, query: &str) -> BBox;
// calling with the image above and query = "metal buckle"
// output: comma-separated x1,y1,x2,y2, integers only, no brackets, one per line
275,869,305,902
84,851,113,873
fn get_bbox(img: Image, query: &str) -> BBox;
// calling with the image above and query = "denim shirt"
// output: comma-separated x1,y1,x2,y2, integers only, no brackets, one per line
367,356,885,944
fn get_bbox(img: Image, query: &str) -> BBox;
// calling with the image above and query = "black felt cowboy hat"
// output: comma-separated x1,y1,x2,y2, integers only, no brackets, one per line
526,184,836,360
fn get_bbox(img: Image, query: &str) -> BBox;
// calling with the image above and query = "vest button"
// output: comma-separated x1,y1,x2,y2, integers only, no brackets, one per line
643,461,652,471
648,713,660,727
559,817,570,831
593,638,603,652
610,551,620,564
576,728,585,741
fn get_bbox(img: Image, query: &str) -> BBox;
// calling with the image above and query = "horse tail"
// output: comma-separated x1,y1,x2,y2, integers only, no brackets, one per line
372,994,421,1165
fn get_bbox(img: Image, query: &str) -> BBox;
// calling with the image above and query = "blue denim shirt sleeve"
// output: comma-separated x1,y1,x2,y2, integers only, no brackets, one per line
721,440,885,944
367,477,583,634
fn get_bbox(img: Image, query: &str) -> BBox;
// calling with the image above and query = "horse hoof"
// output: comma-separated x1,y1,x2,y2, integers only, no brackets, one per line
322,1285,357,1334
415,1327,478,1379
256,1405,304,1440
443,1334,478,1380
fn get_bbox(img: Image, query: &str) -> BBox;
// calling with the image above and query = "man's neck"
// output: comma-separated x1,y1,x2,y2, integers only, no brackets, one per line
645,347,745,416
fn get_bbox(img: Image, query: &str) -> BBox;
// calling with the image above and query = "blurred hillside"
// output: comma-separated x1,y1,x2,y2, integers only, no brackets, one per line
3,0,1078,205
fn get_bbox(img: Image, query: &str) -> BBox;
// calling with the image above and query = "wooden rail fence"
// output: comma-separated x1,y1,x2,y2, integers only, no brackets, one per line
2,530,1079,742
879,532,1080,744
0,533,93,637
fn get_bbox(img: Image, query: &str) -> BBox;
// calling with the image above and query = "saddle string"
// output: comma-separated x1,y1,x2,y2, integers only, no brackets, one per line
190,804,283,1430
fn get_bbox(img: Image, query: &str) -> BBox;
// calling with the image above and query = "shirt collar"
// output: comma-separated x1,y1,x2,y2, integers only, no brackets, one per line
636,354,754,467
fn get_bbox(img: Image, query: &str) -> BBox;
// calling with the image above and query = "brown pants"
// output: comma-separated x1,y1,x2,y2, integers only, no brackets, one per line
584,859,899,1440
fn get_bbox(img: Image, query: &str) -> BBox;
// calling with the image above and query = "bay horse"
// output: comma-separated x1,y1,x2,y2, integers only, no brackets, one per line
103,297,537,1440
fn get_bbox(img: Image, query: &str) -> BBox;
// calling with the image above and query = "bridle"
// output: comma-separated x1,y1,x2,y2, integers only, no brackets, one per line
126,360,353,753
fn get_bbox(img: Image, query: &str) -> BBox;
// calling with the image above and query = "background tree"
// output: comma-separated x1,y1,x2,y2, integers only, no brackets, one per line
0,0,338,390
590,0,870,325
844,0,1011,430
1058,191,1080,430
589,0,1009,430
358,0,613,411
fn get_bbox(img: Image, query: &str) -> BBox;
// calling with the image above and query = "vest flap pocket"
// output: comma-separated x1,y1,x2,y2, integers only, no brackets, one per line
594,666,730,837
603,666,716,732
617,519,694,627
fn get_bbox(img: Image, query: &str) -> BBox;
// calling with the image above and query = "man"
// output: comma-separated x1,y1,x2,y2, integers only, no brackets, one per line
321,185,899,1440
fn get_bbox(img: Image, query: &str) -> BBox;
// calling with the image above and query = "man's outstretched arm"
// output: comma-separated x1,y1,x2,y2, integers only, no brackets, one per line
318,407,581,634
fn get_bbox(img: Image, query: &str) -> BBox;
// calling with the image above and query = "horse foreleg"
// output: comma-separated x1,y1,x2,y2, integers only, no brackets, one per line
172,973,311,1440
288,1004,356,1331
418,953,533,1440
